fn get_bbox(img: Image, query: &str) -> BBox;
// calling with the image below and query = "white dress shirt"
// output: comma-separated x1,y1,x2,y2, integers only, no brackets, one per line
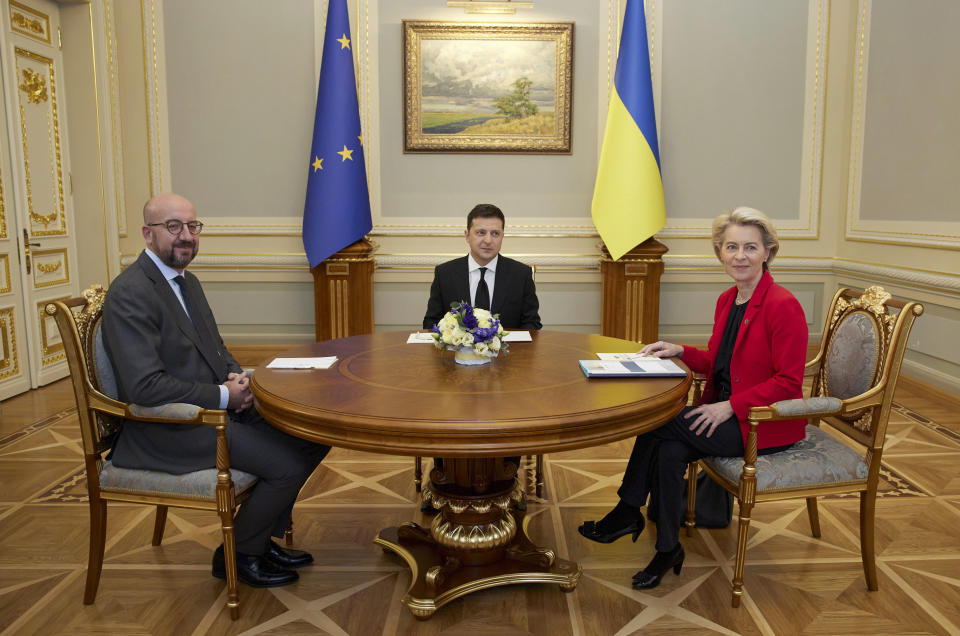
468,254,497,308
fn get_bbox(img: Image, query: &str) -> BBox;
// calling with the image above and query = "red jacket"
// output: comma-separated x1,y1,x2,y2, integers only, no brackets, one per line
681,270,808,449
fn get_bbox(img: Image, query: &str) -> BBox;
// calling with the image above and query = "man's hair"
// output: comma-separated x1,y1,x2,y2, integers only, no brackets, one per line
467,204,505,231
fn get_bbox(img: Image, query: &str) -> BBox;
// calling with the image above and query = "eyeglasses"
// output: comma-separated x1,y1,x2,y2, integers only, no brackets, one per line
147,220,204,235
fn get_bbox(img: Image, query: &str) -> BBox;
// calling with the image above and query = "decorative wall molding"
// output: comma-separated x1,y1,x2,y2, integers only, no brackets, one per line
119,251,960,298
655,0,827,239
844,0,960,250
141,0,170,195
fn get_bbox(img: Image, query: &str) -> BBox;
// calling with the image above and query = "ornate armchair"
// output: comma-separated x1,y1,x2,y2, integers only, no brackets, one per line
48,285,258,620
686,286,923,607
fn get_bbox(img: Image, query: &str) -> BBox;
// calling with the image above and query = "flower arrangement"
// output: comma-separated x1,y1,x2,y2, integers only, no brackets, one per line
432,301,508,359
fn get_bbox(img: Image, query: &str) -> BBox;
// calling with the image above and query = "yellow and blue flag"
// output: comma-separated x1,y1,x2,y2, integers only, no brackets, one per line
303,0,372,269
591,0,665,261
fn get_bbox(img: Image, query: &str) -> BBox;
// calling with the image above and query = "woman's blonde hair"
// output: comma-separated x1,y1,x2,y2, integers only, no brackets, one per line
711,206,780,269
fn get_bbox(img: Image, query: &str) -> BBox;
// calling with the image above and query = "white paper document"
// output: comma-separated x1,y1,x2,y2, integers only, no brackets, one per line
579,358,686,378
502,331,532,342
407,332,436,344
596,352,661,361
266,356,338,369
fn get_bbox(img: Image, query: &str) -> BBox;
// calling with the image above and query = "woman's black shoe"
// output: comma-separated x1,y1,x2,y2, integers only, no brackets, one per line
577,516,644,544
632,544,685,589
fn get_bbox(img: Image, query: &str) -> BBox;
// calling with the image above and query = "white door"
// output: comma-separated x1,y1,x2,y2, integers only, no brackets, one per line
0,0,78,399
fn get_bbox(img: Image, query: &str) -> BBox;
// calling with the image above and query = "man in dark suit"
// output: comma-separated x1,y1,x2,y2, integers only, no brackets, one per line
423,203,541,330
421,204,540,513
102,193,329,588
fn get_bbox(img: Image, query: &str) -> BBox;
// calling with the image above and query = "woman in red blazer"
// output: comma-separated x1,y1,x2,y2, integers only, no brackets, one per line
578,207,808,589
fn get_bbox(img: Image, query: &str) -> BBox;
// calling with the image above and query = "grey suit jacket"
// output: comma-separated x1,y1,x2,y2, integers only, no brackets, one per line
102,250,241,473
422,255,542,330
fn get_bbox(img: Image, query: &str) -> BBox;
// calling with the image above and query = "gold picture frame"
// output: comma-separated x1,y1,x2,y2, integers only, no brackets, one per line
403,20,573,153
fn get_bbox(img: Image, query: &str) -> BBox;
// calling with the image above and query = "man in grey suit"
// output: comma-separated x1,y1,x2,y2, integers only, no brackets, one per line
422,203,541,331
102,193,329,588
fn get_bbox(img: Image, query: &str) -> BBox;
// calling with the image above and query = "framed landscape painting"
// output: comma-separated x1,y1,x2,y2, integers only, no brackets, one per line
402,21,573,153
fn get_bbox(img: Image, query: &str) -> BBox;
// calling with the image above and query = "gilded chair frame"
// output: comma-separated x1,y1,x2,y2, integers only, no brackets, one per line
686,286,923,607
49,285,251,620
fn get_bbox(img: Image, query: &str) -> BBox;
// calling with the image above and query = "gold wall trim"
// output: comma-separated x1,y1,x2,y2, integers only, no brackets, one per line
31,247,68,288
0,254,10,293
0,145,6,238
37,296,67,364
0,306,19,378
14,47,66,236
9,0,50,44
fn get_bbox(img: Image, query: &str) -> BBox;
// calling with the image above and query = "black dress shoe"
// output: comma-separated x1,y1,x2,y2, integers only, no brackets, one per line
577,515,644,544
632,544,685,589
212,545,299,588
264,542,314,569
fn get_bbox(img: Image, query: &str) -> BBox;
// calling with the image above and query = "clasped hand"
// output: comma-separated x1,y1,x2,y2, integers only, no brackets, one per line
224,371,253,412
637,340,733,437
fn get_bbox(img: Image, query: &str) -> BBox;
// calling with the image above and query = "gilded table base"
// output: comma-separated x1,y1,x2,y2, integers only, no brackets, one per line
375,510,581,620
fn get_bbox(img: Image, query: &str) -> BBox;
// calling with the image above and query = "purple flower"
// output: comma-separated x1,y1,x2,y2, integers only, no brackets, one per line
461,307,479,330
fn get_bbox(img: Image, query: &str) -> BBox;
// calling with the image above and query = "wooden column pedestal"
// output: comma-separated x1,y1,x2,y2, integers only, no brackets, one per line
599,238,668,344
311,238,376,341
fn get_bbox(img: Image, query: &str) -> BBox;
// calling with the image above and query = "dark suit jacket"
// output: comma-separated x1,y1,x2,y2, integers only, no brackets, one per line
422,255,541,330
681,270,808,450
102,250,242,473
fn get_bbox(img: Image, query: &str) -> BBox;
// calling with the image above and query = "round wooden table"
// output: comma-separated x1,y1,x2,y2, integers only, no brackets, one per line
252,330,691,619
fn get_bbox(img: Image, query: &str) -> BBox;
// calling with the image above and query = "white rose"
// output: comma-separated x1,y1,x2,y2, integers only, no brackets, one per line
490,336,501,352
442,330,456,345
460,331,474,346
478,317,492,328
475,342,490,355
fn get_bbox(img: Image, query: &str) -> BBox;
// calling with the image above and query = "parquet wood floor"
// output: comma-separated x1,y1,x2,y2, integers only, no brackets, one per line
1,379,959,635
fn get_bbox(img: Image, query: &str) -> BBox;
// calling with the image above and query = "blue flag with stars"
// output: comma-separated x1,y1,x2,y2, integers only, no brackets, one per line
302,0,372,269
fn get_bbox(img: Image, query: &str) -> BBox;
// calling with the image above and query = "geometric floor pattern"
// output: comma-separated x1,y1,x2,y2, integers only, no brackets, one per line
1,380,959,635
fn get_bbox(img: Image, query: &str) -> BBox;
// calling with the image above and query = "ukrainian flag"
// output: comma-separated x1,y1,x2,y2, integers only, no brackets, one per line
302,0,372,269
591,0,665,261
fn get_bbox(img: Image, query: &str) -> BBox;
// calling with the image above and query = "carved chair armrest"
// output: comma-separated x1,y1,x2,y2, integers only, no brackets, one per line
124,402,229,426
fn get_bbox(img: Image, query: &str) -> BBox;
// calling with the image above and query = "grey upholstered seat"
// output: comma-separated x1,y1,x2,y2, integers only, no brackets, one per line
704,424,867,492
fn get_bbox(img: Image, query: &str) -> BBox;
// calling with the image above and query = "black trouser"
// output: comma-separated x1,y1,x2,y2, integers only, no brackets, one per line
617,406,745,552
226,409,330,554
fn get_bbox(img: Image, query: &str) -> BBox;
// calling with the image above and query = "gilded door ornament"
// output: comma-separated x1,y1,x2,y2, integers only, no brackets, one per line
9,1,51,43
18,68,47,104
12,12,43,35
0,307,19,379
15,48,65,235
36,261,60,273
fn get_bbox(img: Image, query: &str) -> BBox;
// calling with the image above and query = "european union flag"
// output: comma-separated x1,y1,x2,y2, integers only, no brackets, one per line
591,0,665,261
302,0,372,269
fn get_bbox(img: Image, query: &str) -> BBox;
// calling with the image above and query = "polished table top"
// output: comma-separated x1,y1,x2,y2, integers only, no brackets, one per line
251,330,691,457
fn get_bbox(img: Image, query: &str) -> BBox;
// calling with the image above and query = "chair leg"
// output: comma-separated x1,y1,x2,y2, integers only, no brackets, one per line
685,463,698,537
860,491,878,590
731,498,754,608
83,498,108,605
285,516,294,547
219,513,241,620
414,456,423,493
806,497,822,538
535,454,544,499
151,505,168,546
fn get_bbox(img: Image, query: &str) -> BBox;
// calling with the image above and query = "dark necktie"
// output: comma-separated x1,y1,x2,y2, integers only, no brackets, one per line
475,267,490,310
174,275,226,376
173,275,197,324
